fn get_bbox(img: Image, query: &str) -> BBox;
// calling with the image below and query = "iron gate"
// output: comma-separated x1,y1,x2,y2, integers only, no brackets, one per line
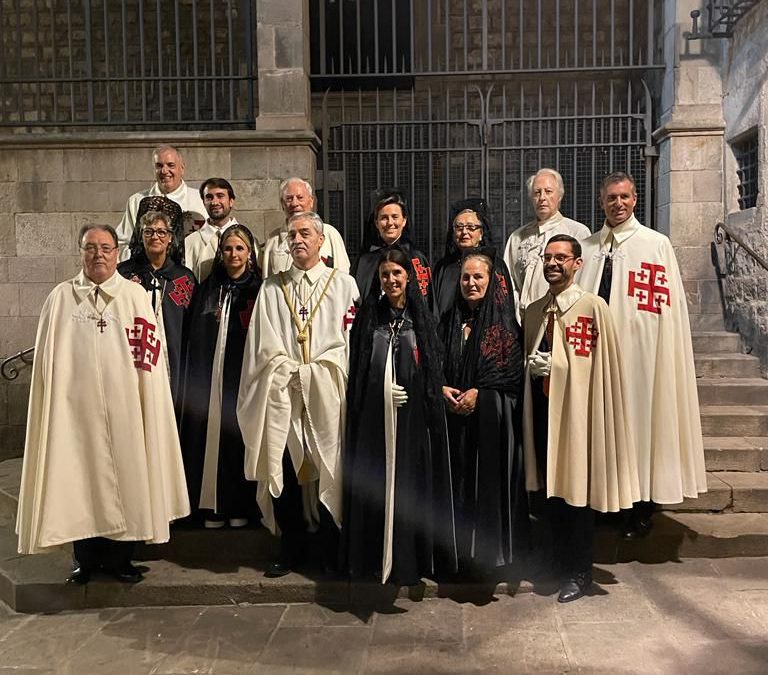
316,78,653,262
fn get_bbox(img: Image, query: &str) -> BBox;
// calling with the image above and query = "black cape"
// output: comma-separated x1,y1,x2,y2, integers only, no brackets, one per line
117,255,197,414
178,267,261,516
342,295,456,584
352,240,434,309
439,253,528,574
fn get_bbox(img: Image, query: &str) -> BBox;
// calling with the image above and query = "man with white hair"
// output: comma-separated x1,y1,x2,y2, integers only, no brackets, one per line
504,168,590,322
260,177,350,278
116,145,207,260
238,210,359,577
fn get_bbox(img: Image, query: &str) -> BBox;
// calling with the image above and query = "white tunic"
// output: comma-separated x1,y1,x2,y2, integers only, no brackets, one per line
16,271,190,554
116,180,207,260
503,212,591,322
578,215,707,503
237,261,359,533
259,222,351,279
184,217,239,282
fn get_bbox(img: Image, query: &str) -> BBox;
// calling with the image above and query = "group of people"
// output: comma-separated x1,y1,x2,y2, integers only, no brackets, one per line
15,145,706,605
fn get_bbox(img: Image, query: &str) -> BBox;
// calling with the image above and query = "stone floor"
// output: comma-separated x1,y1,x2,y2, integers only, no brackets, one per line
0,556,767,674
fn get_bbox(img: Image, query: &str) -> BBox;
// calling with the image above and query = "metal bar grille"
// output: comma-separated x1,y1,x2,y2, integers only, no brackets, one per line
733,131,759,211
0,0,258,129
317,79,651,262
310,0,663,80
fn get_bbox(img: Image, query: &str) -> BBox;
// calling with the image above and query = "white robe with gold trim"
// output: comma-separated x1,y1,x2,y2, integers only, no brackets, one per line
16,272,190,554
236,262,359,533
259,223,351,279
578,216,707,503
523,285,640,512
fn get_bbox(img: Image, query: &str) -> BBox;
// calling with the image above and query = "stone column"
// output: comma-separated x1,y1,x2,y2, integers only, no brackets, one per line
654,0,727,326
256,0,312,132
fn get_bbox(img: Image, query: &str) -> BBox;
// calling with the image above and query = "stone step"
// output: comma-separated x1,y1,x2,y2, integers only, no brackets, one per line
694,353,762,378
666,471,768,513
700,406,768,437
692,331,742,354
704,437,768,472
697,378,768,405
689,313,725,331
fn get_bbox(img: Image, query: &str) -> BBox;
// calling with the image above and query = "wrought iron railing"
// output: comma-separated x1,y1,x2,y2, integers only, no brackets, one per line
713,221,768,276
688,1,761,39
0,0,257,129
1,348,34,381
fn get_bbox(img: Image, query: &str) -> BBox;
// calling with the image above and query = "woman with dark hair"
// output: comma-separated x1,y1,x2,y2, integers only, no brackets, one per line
342,248,456,585
178,224,261,528
432,198,495,319
440,249,528,579
351,189,434,308
118,196,196,414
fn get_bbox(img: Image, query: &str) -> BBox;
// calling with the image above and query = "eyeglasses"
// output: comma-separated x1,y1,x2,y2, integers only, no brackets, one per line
142,228,171,239
81,244,118,255
540,253,575,264
453,224,482,232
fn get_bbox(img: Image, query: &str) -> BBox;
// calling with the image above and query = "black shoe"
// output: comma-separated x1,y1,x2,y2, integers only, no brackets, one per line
623,517,653,540
66,567,91,585
107,563,143,583
265,560,293,578
557,572,592,603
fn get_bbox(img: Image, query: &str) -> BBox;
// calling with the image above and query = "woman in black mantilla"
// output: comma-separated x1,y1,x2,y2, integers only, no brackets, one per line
440,249,528,579
432,198,494,319
118,196,196,415
178,225,261,529
351,189,434,308
342,248,456,585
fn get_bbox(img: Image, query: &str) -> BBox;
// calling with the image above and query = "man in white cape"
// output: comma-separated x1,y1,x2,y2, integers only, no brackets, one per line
578,171,707,539
184,177,240,282
504,168,591,323
116,145,206,260
259,177,350,278
16,224,190,584
523,234,639,603
238,211,359,577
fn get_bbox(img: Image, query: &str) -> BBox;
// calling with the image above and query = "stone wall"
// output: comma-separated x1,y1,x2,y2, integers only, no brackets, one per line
718,1,768,369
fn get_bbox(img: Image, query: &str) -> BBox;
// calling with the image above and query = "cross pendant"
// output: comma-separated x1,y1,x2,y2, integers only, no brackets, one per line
299,306,309,321
97,318,107,333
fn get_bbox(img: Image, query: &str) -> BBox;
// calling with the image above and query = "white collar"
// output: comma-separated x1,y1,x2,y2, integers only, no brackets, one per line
287,260,328,285
536,211,566,234
199,217,237,243
599,214,640,248
148,180,188,200
73,270,123,302
545,283,586,314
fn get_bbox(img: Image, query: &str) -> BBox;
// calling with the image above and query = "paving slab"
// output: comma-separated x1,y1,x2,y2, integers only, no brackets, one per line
713,471,768,512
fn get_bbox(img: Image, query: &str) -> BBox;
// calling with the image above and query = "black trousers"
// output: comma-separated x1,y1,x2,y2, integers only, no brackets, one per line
531,379,594,578
273,450,339,567
73,538,136,572
548,497,594,578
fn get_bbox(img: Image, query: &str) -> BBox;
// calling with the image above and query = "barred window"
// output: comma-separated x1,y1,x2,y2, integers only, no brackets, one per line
733,131,759,210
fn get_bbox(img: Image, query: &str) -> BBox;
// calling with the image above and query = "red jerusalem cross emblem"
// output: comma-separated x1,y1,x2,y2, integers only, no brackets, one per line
628,262,671,314
168,275,194,308
342,304,356,331
411,258,431,296
125,317,161,372
565,316,599,357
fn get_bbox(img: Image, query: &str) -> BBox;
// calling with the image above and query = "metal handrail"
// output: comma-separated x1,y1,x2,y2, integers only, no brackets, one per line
714,221,768,273
1,347,34,381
